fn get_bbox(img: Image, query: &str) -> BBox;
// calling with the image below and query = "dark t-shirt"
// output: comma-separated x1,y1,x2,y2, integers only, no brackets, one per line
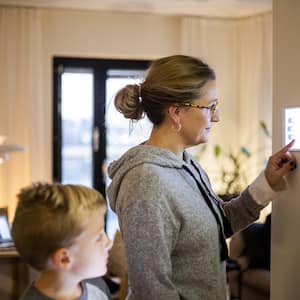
20,277,111,300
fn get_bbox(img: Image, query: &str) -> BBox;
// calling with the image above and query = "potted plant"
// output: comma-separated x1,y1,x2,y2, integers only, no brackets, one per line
195,121,271,200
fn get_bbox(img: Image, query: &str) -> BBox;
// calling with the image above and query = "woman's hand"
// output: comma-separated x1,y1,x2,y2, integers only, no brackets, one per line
265,140,297,189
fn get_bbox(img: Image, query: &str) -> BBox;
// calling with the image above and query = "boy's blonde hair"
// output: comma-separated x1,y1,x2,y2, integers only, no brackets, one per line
12,182,106,271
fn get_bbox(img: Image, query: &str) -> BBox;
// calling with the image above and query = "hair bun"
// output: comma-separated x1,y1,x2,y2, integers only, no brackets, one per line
114,84,144,120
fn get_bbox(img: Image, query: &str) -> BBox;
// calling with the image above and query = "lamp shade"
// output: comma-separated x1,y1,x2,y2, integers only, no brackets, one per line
0,144,25,153
0,136,25,163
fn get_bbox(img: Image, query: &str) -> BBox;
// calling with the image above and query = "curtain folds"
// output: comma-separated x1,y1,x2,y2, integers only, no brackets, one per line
0,7,44,219
181,14,272,194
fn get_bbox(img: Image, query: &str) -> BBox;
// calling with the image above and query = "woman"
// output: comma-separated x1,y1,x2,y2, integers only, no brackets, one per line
107,55,296,300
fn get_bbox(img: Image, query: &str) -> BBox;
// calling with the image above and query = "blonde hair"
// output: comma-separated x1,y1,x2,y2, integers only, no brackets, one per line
12,182,106,271
114,55,215,125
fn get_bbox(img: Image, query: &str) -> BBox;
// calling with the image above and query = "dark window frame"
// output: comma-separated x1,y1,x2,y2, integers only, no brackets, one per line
53,57,150,196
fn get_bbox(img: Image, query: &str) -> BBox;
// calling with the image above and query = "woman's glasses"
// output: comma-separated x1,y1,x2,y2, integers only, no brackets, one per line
180,102,218,115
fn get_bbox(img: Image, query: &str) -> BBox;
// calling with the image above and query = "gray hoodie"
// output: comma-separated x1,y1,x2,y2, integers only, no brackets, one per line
107,144,263,300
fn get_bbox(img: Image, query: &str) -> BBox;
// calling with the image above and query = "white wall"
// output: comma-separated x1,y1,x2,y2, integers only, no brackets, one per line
272,0,300,298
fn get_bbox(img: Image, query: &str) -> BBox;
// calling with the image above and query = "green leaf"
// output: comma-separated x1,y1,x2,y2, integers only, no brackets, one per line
214,144,221,157
229,153,236,161
259,121,271,137
241,146,251,157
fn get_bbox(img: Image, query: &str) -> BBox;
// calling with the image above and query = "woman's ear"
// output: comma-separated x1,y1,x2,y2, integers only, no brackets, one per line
168,106,181,123
51,248,73,270
167,106,182,132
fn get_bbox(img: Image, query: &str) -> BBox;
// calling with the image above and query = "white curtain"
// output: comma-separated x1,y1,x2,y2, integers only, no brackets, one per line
0,7,44,220
181,14,272,195
236,14,272,160
181,17,240,154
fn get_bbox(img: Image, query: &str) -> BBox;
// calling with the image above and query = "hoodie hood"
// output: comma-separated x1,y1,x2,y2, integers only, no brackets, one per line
107,144,192,212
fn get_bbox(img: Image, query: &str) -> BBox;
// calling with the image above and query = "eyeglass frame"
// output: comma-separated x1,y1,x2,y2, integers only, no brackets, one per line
178,101,219,115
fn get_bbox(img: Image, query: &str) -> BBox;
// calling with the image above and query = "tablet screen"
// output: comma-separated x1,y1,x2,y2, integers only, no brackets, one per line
284,107,300,151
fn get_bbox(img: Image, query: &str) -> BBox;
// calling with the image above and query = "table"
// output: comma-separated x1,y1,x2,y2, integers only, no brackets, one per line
0,248,30,300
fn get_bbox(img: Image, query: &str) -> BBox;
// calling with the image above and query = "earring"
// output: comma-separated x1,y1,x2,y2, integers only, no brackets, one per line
172,123,182,132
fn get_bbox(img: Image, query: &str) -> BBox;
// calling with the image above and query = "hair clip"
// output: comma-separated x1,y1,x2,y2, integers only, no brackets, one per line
138,84,143,103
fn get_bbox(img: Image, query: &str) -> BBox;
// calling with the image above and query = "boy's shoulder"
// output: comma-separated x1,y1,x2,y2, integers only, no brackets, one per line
19,284,51,300
82,276,111,300
20,277,111,300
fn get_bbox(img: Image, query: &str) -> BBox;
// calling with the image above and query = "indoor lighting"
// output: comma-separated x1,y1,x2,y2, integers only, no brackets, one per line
0,136,25,164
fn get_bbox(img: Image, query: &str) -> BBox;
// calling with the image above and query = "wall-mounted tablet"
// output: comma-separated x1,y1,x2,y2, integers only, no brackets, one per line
284,107,300,151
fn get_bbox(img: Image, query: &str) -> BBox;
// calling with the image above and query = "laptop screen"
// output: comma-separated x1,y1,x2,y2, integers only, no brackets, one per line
0,214,12,242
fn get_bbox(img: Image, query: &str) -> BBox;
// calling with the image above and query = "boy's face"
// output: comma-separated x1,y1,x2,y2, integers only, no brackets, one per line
69,208,112,280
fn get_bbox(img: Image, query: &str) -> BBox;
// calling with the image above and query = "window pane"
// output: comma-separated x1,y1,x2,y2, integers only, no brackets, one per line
61,72,94,187
105,72,151,239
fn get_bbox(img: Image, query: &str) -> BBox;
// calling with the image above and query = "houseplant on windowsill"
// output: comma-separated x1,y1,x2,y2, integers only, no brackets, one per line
195,121,271,200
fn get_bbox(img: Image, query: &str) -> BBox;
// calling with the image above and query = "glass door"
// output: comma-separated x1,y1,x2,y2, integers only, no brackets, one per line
61,70,94,187
53,58,150,238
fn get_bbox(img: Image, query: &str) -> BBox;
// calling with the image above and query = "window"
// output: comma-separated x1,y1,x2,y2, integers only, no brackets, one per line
53,58,150,238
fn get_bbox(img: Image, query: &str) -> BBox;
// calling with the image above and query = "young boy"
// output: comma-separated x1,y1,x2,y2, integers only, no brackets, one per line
12,182,113,300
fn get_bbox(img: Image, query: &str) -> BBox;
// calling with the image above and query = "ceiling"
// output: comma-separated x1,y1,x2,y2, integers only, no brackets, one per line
0,0,272,18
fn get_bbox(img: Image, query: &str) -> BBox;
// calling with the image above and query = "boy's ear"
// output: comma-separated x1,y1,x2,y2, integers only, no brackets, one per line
51,248,72,270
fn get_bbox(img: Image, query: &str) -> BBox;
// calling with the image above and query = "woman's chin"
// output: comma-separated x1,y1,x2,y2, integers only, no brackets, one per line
198,135,209,144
